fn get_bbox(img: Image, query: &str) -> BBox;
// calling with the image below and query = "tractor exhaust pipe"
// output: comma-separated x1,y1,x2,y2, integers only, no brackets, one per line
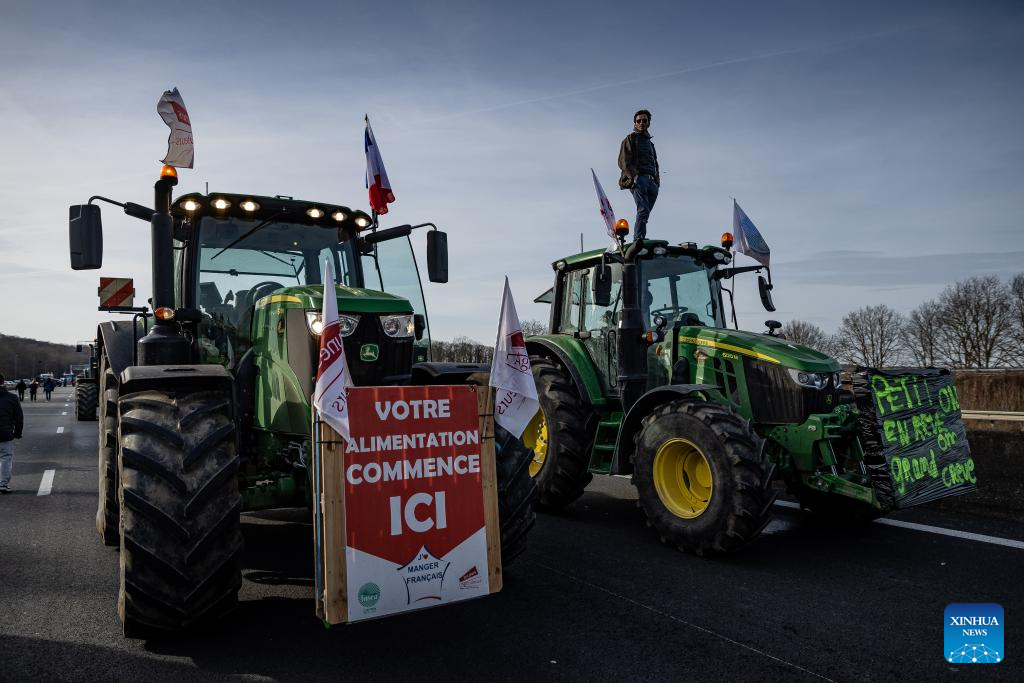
616,239,647,414
137,166,191,366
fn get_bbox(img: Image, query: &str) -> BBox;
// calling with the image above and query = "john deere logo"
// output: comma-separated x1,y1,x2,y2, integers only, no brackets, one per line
360,344,379,362
358,582,380,608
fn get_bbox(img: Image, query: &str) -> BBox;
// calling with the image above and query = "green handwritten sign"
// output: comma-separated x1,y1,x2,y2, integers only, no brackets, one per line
853,368,976,509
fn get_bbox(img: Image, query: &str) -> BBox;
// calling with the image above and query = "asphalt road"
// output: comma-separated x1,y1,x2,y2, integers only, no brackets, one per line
1,386,1021,682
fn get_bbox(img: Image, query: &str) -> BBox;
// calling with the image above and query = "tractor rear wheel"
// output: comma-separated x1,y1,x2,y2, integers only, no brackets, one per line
96,355,119,546
632,398,775,555
466,373,537,565
76,382,98,421
526,358,594,509
117,388,242,635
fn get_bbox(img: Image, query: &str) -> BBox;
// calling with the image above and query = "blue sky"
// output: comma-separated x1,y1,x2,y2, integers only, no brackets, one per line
1,0,1022,345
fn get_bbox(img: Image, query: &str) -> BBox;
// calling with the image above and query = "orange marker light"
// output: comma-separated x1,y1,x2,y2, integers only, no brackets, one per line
614,218,630,237
160,165,178,178
154,306,175,321
721,231,734,249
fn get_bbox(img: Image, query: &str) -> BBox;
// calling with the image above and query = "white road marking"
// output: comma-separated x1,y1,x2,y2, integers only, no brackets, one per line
37,470,55,496
56,426,64,434
64,403,69,407
61,411,67,415
774,500,1023,550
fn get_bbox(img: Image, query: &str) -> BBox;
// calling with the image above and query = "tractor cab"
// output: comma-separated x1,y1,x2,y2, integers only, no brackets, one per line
171,192,438,369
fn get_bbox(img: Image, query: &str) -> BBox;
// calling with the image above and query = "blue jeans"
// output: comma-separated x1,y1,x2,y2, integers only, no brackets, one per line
630,175,659,239
0,440,12,487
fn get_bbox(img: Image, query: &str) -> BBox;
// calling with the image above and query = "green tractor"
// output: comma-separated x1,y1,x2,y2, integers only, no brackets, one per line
522,234,880,555
68,166,535,634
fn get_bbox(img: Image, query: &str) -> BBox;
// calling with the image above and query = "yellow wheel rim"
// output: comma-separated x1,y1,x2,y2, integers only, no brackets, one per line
653,438,713,519
522,409,549,478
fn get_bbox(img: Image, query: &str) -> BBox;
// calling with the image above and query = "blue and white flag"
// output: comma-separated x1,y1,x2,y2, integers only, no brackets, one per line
733,200,770,267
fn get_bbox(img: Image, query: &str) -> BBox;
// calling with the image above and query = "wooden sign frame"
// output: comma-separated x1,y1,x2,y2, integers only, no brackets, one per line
312,386,502,625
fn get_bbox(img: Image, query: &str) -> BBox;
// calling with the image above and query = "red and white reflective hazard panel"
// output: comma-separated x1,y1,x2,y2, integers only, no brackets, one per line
98,277,134,309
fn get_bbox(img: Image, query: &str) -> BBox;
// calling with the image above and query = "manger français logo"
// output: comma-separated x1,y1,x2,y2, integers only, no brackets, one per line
944,603,1003,664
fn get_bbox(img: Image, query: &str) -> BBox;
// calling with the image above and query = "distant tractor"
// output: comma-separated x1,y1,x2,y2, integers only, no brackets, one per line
522,231,885,554
74,342,99,421
69,166,535,635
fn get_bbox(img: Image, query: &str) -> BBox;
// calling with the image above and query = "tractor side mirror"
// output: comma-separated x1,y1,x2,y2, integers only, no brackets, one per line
69,204,103,270
426,230,448,283
758,275,776,312
414,313,426,340
593,263,612,307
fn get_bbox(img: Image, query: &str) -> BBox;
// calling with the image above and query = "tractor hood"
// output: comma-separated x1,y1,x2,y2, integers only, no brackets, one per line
678,327,840,372
254,285,414,315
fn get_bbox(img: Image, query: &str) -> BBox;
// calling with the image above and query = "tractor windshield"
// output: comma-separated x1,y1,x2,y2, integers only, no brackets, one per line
640,254,724,328
193,216,360,323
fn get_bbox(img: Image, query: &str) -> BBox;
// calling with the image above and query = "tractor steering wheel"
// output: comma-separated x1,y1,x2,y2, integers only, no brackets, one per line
242,281,286,311
649,306,687,321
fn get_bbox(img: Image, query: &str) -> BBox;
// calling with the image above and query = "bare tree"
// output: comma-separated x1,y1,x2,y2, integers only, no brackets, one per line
521,319,547,336
936,276,1014,368
834,304,906,367
1010,274,1024,367
781,320,840,357
903,300,944,366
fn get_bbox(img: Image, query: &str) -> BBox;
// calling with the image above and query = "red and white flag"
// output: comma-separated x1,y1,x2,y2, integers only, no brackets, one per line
365,117,395,215
313,259,354,439
489,277,539,438
157,87,194,169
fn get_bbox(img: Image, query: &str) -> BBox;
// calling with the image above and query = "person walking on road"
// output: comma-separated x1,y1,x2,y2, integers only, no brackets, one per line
617,109,660,239
15,379,26,401
28,380,39,402
0,373,24,494
42,377,55,401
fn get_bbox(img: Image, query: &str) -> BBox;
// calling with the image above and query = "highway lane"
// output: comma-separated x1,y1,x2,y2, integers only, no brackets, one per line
0,388,1021,681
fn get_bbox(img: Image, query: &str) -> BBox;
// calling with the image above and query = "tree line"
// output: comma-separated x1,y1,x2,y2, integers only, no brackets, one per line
0,334,91,380
782,274,1024,368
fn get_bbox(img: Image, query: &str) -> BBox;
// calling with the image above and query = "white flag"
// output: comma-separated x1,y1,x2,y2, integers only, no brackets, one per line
489,277,540,439
313,259,354,440
733,200,771,268
157,87,194,169
591,168,617,240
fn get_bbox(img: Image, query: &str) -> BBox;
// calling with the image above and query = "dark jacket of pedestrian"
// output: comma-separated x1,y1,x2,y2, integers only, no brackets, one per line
0,386,24,442
618,130,660,189
15,380,26,399
43,378,55,392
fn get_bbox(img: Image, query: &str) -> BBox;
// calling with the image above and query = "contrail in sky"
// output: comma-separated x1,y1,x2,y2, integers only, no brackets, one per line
417,26,912,123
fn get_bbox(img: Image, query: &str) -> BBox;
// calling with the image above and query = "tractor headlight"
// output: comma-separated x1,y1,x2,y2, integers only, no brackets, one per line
306,311,359,337
380,314,415,338
787,368,828,390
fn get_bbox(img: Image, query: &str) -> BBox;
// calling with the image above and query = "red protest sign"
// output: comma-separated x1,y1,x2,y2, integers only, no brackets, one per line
314,384,500,623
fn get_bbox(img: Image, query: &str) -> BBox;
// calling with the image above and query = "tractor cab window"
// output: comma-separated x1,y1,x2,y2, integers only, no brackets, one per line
558,270,583,334
360,236,431,362
639,255,723,328
582,263,622,334
190,216,360,363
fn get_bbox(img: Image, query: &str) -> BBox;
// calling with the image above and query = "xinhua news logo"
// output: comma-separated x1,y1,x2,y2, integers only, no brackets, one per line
945,603,1003,664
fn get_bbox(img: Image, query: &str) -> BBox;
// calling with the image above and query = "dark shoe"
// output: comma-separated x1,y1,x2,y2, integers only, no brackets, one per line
0,485,11,494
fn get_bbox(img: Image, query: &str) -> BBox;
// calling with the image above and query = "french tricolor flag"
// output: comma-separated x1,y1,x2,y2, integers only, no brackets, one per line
364,117,395,215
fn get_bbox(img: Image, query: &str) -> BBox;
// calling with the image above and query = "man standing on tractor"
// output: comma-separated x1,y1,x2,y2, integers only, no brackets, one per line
0,373,24,494
618,109,660,239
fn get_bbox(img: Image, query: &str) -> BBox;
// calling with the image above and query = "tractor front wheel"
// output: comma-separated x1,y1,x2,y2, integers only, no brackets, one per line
632,398,775,555
117,388,242,635
526,358,594,509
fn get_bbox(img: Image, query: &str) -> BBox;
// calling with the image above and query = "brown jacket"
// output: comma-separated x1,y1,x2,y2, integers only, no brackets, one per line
618,131,660,189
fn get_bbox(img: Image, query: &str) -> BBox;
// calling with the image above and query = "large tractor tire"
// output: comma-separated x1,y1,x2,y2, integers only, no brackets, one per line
96,356,119,546
465,373,537,565
76,382,98,421
117,388,242,636
632,398,775,555
524,358,594,509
